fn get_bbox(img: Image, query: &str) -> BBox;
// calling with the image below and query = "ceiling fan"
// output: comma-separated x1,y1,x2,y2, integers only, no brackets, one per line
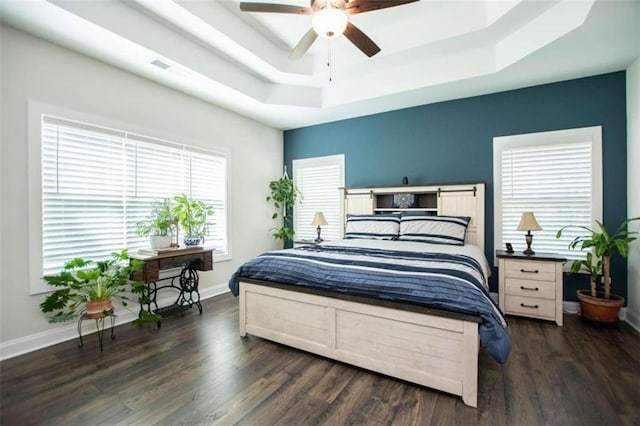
239,0,419,59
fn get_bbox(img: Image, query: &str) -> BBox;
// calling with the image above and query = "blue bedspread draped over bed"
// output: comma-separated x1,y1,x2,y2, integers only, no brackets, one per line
228,245,511,364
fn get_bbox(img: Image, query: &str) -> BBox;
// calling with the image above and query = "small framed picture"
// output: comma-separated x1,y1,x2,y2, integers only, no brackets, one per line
505,242,514,253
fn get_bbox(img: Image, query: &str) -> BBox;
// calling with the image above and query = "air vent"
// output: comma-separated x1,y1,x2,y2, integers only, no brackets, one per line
150,59,171,70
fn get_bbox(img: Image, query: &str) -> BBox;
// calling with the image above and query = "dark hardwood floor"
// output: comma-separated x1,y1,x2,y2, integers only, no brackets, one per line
1,292,639,425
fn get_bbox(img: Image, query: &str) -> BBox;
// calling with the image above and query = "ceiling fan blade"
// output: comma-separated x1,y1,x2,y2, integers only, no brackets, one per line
345,0,419,15
289,28,318,59
240,2,313,14
343,21,381,57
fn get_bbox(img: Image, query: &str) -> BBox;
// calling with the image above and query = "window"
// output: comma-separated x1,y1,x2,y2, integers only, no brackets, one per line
38,115,229,277
293,155,345,242
494,126,602,263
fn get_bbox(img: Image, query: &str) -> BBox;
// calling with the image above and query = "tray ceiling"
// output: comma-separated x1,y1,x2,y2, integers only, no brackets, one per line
1,0,638,129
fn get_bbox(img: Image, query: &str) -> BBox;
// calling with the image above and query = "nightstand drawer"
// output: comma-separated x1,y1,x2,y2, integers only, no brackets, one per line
505,278,556,300
504,260,557,281
505,295,556,318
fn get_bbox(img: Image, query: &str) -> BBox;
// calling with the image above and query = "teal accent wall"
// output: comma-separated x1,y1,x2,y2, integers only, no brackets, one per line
284,72,628,299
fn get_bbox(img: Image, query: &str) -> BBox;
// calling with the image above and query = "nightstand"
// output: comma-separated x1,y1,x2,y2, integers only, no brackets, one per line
293,239,325,248
497,250,566,326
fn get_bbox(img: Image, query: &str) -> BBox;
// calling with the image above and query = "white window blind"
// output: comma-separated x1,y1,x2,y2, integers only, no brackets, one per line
494,127,602,262
293,155,345,242
41,115,228,275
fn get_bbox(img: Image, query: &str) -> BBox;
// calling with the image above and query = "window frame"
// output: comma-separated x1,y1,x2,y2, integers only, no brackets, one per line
28,101,231,294
493,126,603,267
292,154,345,242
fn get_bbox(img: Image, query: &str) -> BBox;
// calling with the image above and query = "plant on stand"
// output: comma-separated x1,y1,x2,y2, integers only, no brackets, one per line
40,249,160,323
136,198,177,249
172,194,214,247
267,171,301,247
557,217,639,323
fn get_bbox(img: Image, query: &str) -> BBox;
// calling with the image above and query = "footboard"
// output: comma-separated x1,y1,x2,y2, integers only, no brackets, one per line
239,281,480,407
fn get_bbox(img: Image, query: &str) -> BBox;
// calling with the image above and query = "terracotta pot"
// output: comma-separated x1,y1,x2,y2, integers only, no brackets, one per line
85,299,113,319
577,290,624,323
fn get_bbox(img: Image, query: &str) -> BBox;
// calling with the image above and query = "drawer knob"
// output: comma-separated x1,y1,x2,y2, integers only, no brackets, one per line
520,269,539,274
520,303,539,309
520,285,539,291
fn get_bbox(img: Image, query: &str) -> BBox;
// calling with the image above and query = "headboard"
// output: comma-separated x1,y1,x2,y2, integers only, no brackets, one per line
342,182,485,251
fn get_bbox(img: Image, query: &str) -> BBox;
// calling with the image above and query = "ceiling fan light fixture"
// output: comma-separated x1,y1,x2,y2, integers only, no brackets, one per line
312,7,348,39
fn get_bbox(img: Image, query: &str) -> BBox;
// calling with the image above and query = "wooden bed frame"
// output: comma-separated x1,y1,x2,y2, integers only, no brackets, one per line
238,182,486,407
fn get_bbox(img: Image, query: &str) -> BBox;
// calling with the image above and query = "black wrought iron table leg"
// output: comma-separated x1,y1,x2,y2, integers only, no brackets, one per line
95,317,105,352
77,315,84,348
110,314,116,340
179,262,203,315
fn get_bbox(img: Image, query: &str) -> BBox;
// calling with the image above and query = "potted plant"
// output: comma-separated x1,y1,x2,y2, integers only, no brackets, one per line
556,217,639,323
40,249,160,323
172,194,214,246
267,174,301,246
136,198,177,249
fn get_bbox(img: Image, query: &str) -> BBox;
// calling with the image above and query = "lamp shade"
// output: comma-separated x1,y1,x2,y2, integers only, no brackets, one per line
517,212,542,231
311,212,328,226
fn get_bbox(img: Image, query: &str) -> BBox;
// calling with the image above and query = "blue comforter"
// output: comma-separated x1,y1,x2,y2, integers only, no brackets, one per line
229,244,510,363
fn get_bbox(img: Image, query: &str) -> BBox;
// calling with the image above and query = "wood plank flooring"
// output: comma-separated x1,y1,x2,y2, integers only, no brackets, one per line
1,292,639,425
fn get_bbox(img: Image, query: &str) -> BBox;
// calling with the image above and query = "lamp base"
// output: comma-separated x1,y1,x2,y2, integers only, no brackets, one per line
315,225,323,243
523,231,535,255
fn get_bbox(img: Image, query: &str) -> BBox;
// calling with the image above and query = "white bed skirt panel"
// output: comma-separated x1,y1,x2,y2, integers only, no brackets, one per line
239,281,480,407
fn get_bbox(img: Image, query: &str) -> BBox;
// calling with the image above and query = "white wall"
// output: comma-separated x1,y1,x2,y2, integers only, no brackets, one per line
0,25,283,358
627,56,640,331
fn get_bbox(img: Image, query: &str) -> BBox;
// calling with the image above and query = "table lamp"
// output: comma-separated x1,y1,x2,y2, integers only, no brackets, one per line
517,212,542,255
311,212,328,243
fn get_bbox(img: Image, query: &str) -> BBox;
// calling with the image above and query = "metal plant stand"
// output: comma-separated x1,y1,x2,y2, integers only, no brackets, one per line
77,308,116,352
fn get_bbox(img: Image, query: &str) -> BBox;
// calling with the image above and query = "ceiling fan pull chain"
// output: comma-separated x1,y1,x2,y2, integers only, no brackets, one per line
328,40,332,82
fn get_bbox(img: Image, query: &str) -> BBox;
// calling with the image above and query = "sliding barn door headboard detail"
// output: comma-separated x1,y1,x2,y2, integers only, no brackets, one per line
341,182,485,250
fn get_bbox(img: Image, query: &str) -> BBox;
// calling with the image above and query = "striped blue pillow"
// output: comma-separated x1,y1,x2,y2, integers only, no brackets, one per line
399,214,470,245
345,214,400,240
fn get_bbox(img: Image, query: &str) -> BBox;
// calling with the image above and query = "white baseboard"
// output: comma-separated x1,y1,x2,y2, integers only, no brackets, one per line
0,283,230,361
625,308,640,332
563,301,580,315
4,287,636,361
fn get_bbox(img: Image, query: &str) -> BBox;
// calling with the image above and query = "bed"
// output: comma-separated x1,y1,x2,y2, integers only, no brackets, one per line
228,183,509,407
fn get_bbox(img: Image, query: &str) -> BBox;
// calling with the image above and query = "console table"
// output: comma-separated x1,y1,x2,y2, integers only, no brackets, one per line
130,247,213,326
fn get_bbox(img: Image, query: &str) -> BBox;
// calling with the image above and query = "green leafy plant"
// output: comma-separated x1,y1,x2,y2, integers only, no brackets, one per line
556,217,639,299
266,175,301,244
40,249,160,323
136,198,177,237
172,194,214,237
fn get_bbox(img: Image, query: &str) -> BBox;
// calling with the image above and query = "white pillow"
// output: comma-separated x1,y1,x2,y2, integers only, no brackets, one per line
399,214,470,245
345,214,400,240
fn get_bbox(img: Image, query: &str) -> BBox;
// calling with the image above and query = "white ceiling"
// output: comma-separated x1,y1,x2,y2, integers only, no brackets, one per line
1,0,638,130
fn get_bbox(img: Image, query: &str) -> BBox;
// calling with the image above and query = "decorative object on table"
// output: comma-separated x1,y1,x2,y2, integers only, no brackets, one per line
136,198,178,249
392,193,416,209
39,249,160,324
505,242,514,253
517,212,542,255
556,217,639,323
266,166,302,246
311,211,328,242
172,194,214,247
402,176,409,185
